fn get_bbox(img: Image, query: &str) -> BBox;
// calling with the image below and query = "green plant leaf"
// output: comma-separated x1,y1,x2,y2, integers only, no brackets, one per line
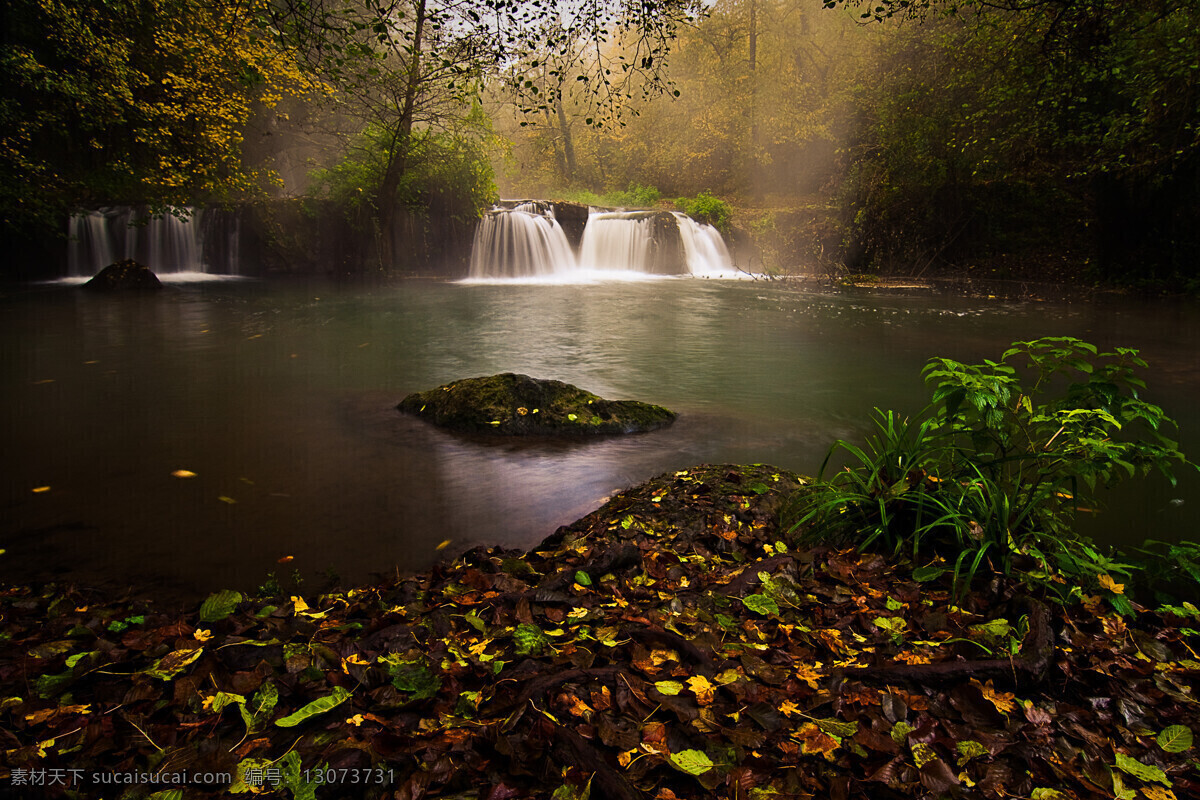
654,680,684,696
199,589,243,622
912,565,946,582
668,749,714,776
145,647,204,681
1113,752,1170,785
574,570,593,587
275,686,351,727
742,594,779,616
1158,725,1194,753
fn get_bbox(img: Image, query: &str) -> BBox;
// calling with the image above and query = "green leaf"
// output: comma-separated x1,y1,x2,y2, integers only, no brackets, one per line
654,680,684,696
912,565,946,582
668,749,714,776
574,571,593,587
1030,790,1067,800
275,686,351,727
814,717,858,739
1113,752,1170,785
199,589,243,622
209,691,246,713
145,647,204,681
1158,725,1194,753
514,623,549,655
147,791,185,800
742,594,780,616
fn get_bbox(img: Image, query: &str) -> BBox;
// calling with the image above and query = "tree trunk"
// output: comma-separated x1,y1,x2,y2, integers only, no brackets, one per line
556,99,576,182
377,0,426,272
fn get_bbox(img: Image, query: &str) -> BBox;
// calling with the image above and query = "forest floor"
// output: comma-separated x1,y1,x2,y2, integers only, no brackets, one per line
2,463,1198,799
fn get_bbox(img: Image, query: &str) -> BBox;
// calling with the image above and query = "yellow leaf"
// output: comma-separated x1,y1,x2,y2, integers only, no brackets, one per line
795,723,839,757
347,714,365,726
31,485,51,493
218,495,236,504
1142,786,1177,800
193,629,212,642
687,675,715,705
617,749,637,768
171,470,197,478
795,663,824,689
1099,574,1125,595
778,700,800,717
971,678,1017,715
435,540,451,551
291,596,309,613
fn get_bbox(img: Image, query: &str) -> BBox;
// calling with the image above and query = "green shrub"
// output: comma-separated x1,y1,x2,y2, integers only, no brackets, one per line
788,337,1195,604
556,183,662,209
675,191,732,232
309,125,498,224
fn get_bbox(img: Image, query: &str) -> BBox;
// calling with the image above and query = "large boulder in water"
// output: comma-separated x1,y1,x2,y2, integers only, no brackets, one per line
397,373,676,436
82,259,163,291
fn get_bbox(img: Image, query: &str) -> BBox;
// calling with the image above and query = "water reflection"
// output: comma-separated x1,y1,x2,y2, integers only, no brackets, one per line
1,279,1196,604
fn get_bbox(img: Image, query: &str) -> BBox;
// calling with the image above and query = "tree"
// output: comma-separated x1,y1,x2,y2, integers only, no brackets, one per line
277,0,700,269
823,0,1200,281
0,0,316,234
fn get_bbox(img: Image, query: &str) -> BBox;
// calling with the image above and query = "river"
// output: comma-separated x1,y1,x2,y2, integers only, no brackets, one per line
2,277,1196,604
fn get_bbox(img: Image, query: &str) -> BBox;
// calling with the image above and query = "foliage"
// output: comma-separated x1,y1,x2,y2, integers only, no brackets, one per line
0,0,316,232
827,0,1200,280
675,191,732,232
555,183,663,208
310,123,498,224
4,462,1200,799
789,337,1194,600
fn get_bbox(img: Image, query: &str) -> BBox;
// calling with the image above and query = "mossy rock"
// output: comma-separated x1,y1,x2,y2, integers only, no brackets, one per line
397,373,676,436
82,259,164,291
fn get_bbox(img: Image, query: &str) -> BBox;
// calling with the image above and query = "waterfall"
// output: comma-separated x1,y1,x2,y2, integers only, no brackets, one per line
467,208,576,278
137,208,204,273
673,213,735,277
65,206,243,278
67,210,116,278
464,203,740,281
577,211,656,273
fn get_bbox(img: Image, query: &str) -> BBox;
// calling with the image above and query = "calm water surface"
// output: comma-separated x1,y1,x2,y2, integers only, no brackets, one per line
2,278,1197,604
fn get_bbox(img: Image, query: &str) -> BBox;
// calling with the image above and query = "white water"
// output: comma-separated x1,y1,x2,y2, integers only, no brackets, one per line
468,205,745,282
66,206,242,278
674,212,737,277
577,211,657,273
67,210,116,278
467,209,576,278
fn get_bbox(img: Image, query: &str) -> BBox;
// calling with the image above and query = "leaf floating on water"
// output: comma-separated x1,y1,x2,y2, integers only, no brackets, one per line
171,470,197,478
435,540,451,551
31,486,51,493
277,555,294,564
218,496,236,504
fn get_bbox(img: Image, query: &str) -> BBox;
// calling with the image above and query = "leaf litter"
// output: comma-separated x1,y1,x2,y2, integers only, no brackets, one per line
1,464,1198,798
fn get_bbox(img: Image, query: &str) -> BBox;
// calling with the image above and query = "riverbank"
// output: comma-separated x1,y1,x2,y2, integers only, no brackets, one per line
2,463,1197,799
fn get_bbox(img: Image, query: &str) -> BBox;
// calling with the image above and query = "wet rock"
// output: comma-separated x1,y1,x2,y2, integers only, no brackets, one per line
397,373,676,436
82,259,164,291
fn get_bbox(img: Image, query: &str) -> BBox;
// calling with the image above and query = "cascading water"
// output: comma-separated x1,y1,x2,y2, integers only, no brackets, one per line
465,202,742,280
576,211,657,273
673,213,736,277
65,206,242,278
467,207,576,279
67,210,116,278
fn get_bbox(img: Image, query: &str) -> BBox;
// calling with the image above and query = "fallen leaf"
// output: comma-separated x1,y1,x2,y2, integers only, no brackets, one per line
171,470,197,478
31,486,50,493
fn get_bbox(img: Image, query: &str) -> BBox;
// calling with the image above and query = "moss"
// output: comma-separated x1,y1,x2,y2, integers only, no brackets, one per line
397,373,676,436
